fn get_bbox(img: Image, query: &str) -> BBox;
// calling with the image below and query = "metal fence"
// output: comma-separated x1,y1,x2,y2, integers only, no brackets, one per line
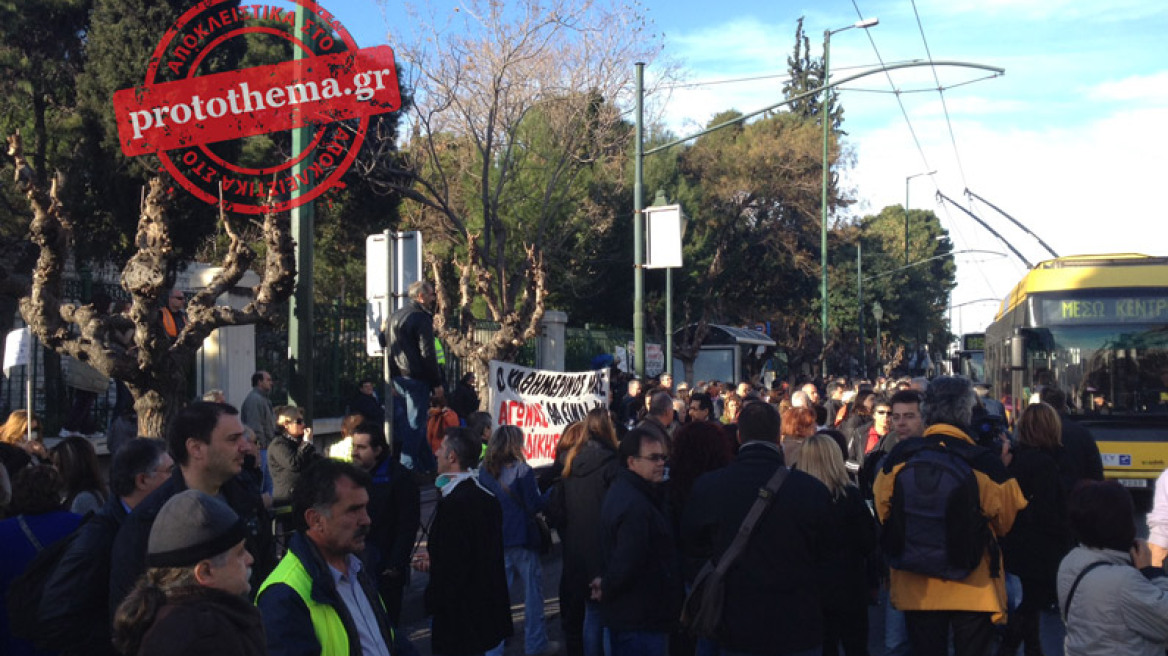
565,325,633,371
254,302,383,417
3,301,629,430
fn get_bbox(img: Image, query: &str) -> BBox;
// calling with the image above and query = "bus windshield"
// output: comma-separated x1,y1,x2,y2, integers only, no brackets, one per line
1026,325,1168,416
962,351,986,382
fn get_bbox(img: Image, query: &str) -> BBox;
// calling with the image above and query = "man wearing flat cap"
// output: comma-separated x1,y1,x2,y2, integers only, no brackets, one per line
111,490,265,656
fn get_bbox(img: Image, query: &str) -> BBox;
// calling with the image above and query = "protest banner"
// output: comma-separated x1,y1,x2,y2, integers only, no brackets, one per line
489,361,610,467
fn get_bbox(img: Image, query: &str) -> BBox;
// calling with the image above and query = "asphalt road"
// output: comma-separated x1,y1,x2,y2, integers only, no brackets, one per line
398,484,1154,656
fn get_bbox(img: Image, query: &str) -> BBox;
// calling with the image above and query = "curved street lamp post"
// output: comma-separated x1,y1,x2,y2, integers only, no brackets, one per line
822,18,879,380
630,53,1005,379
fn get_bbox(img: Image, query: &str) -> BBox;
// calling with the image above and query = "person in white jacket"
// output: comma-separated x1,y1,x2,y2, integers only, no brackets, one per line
1146,467,1168,566
1058,480,1168,656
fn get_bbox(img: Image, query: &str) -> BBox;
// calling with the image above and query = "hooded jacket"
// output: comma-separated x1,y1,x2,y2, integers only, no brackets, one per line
548,436,620,588
873,423,1028,623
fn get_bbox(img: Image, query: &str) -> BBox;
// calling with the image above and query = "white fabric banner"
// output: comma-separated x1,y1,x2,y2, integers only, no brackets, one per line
3,328,32,373
488,360,611,467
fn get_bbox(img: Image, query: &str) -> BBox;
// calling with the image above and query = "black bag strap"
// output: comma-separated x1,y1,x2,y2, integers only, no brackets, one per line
17,515,43,552
712,466,790,577
1062,560,1113,621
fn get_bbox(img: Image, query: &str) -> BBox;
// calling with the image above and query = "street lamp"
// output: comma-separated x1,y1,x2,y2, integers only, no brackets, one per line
630,50,1000,380
904,170,936,264
872,300,884,375
822,17,878,379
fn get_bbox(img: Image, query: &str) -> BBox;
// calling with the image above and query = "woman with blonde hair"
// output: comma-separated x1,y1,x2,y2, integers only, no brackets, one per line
999,402,1070,656
779,406,817,469
0,410,48,462
478,425,555,656
548,407,619,656
798,433,876,656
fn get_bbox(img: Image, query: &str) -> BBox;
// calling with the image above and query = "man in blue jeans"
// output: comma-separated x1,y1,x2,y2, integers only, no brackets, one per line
384,280,444,473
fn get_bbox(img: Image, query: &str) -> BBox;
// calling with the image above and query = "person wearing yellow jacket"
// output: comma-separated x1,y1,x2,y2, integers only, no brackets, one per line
873,376,1028,656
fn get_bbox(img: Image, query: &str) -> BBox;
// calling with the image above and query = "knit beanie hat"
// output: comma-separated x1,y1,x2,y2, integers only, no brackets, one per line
146,490,247,568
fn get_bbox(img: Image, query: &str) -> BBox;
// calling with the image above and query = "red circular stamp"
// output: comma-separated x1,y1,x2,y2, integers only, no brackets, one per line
113,0,401,214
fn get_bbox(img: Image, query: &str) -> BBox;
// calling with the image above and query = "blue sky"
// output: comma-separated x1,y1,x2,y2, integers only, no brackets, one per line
324,0,1168,335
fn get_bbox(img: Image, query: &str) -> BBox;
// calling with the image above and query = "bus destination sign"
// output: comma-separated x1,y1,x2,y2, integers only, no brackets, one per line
1041,297,1168,324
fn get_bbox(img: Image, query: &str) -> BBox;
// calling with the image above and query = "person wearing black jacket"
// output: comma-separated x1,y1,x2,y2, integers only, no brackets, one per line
347,379,386,423
268,406,320,505
1039,387,1104,494
109,403,272,615
797,433,877,656
384,280,444,473
546,409,620,656
998,403,1073,656
593,428,683,656
447,372,481,420
350,423,420,626
682,401,832,656
417,428,512,655
39,439,171,656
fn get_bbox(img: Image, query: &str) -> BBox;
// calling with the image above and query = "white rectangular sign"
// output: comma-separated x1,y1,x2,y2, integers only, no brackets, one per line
615,343,665,377
3,328,32,373
488,360,610,467
644,204,685,269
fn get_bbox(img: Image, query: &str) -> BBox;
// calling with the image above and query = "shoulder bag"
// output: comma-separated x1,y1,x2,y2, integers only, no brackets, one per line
681,465,790,637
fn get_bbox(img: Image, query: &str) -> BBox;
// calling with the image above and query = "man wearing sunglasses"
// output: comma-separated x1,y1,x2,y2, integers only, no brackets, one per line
592,428,681,656
269,407,320,507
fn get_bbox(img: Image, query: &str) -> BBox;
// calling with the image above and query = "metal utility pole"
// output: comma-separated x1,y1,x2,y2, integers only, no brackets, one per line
289,5,315,417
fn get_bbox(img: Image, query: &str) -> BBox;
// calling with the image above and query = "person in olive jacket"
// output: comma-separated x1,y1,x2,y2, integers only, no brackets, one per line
592,427,683,656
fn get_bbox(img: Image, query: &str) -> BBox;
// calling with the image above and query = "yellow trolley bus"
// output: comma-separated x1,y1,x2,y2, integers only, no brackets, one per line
984,254,1168,489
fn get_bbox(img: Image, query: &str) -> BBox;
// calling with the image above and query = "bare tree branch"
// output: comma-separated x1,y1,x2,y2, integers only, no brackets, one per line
6,131,297,437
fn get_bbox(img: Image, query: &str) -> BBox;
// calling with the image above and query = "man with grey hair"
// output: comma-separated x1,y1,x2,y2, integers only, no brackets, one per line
384,280,444,473
873,376,1027,656
638,390,677,445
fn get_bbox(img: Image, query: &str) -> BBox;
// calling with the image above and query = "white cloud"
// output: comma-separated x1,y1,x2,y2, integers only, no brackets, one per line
843,104,1168,330
1088,72,1168,103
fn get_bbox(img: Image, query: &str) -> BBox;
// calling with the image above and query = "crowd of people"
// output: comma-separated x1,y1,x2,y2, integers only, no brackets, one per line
5,336,1168,656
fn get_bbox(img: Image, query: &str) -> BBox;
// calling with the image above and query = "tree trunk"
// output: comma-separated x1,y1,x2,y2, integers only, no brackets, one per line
134,388,168,439
470,357,491,419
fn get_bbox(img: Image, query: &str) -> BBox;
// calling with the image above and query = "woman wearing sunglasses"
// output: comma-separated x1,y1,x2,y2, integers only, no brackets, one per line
269,406,320,507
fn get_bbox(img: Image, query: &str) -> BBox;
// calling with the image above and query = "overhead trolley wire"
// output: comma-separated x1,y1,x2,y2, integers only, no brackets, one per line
909,0,972,190
848,0,1006,296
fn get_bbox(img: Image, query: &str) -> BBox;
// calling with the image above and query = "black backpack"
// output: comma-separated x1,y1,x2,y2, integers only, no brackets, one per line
881,438,996,581
6,513,95,650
